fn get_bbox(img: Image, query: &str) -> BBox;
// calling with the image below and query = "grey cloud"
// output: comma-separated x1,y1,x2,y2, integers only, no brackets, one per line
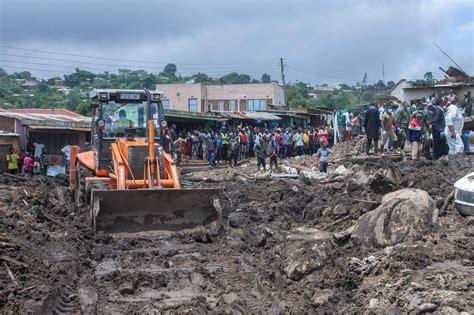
0,0,471,84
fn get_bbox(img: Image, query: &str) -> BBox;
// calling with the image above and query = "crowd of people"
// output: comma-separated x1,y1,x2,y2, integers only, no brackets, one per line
162,122,338,174
164,89,472,174
357,89,472,160
3,89,471,177
4,140,49,176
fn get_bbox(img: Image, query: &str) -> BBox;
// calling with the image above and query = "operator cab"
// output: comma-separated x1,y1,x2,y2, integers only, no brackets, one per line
89,89,167,171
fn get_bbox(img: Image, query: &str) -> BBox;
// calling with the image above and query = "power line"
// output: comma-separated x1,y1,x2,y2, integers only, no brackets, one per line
0,53,277,76
285,63,361,80
284,59,362,76
0,64,73,74
285,65,360,82
0,44,275,67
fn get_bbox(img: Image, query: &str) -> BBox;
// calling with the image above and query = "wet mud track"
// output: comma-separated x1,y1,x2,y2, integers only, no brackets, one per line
1,153,473,313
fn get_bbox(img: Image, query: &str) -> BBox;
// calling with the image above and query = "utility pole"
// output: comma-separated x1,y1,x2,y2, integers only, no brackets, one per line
382,63,385,83
280,57,288,109
356,72,368,106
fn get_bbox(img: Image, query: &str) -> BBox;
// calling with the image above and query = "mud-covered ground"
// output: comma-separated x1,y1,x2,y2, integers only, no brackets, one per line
1,147,473,313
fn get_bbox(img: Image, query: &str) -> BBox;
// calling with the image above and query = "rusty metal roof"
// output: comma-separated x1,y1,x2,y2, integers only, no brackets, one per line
0,109,91,129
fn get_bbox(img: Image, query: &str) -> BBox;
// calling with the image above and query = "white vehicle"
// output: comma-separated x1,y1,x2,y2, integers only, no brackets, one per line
454,172,474,216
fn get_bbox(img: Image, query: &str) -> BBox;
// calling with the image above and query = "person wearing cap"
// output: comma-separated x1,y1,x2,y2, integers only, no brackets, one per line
315,139,331,175
444,96,464,154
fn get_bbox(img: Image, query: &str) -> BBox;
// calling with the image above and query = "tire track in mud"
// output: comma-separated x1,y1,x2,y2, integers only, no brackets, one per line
83,231,275,313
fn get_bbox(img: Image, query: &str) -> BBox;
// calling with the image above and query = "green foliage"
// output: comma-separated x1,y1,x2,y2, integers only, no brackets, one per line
261,73,271,83
75,100,91,116
64,68,96,87
160,63,177,78
0,63,397,115
424,72,433,83
218,72,252,84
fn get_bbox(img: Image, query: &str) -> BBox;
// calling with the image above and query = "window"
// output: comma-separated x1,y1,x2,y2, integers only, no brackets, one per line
188,98,198,112
162,99,170,110
229,100,235,111
218,101,224,112
246,99,266,111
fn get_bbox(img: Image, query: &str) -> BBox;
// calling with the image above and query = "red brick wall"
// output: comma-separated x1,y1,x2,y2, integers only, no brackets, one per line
0,117,15,132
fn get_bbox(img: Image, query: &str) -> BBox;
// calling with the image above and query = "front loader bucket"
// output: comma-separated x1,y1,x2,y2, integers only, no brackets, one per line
91,189,220,233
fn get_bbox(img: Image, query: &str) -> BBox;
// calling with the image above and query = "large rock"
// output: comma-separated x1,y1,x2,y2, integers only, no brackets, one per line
352,189,438,247
283,227,333,281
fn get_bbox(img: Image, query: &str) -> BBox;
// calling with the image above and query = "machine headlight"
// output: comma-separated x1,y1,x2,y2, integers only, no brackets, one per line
160,120,168,127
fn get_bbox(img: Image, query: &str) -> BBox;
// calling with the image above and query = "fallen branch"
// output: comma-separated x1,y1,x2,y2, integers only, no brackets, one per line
436,171,453,186
4,262,19,286
0,255,28,268
439,190,454,215
18,285,36,294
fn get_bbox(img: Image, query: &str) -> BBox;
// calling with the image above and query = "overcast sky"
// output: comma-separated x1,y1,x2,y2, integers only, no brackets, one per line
0,0,472,85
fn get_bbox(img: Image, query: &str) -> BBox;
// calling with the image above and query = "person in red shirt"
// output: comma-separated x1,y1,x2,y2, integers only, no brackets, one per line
274,130,281,156
18,147,27,175
239,129,248,159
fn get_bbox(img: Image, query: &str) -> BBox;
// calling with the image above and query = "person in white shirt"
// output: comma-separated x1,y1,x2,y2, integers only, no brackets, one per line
33,140,45,158
444,97,464,154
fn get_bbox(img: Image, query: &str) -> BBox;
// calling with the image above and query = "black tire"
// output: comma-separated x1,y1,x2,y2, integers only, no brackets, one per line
75,162,93,205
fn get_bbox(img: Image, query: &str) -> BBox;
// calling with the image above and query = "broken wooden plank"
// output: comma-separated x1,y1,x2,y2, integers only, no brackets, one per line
4,262,19,286
0,255,28,268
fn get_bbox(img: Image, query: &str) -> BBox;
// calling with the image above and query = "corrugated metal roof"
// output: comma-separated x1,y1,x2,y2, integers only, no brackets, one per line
0,130,19,137
3,108,83,117
27,125,90,132
0,111,89,123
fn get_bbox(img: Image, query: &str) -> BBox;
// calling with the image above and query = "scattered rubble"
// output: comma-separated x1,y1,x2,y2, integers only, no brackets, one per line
0,148,473,313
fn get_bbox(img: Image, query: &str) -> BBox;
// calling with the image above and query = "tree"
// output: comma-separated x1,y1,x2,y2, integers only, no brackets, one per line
218,72,252,84
75,100,90,116
64,68,95,87
193,72,213,84
386,80,395,89
11,71,31,80
375,80,386,91
261,73,271,83
160,63,177,78
424,72,433,83
65,88,83,111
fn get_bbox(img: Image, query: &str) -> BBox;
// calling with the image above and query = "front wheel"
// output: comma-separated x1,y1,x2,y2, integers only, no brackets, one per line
75,162,93,205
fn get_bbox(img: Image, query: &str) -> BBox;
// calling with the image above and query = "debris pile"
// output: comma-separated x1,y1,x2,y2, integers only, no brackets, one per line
0,153,472,313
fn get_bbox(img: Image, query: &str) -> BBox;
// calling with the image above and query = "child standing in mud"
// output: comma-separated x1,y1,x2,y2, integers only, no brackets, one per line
315,140,331,175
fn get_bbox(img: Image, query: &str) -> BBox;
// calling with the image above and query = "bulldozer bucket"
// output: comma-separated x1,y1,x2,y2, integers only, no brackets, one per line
91,189,220,233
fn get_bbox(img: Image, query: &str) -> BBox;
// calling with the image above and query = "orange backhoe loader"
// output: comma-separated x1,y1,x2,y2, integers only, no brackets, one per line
69,89,218,233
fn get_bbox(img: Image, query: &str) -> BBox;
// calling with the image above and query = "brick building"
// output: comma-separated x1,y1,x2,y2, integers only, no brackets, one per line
156,83,285,113
0,108,91,165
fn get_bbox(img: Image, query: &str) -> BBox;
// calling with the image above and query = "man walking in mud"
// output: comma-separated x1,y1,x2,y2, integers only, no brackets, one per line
364,104,381,154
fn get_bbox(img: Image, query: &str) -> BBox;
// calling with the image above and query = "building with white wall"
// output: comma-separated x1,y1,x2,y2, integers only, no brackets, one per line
156,83,285,113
